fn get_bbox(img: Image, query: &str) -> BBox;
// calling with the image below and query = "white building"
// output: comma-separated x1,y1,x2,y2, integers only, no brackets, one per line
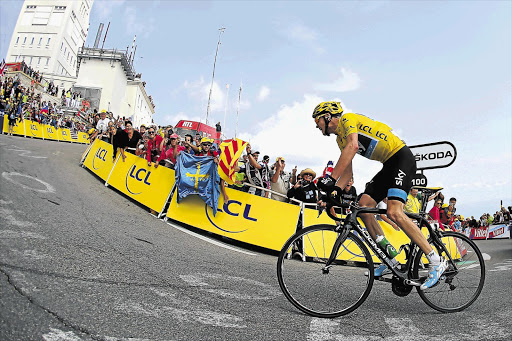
5,0,93,91
74,47,154,128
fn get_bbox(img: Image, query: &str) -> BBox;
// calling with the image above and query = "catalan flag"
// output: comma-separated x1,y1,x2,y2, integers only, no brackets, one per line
218,138,248,185
0,59,5,77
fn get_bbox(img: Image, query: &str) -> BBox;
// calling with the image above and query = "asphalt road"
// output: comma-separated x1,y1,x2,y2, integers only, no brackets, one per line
1,134,511,341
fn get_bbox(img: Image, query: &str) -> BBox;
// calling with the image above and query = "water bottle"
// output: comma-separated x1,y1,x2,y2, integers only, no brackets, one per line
376,235,398,258
324,160,334,178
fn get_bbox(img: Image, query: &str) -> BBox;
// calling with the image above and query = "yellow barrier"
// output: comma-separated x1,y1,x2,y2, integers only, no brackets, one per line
82,139,116,180
25,120,44,139
3,115,26,136
167,189,301,251
2,115,89,144
43,124,59,141
107,152,175,213
77,132,90,144
79,140,457,258
58,128,72,142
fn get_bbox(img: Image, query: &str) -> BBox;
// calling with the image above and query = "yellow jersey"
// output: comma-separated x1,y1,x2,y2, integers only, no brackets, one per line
335,113,405,163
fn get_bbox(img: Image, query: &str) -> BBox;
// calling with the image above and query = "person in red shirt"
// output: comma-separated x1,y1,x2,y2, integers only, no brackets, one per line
146,127,163,166
191,137,219,157
428,199,445,230
155,133,185,168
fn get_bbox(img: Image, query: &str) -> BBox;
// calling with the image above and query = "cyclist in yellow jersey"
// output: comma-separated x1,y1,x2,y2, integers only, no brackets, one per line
313,101,447,290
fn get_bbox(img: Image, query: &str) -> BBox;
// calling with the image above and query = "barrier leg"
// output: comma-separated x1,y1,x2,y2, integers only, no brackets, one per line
158,183,176,219
105,152,121,187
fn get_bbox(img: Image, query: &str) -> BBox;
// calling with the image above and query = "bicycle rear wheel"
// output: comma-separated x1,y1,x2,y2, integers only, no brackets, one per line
413,231,485,312
277,224,374,318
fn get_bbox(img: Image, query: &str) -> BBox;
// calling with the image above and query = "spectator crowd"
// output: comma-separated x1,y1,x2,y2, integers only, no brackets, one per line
2,70,510,227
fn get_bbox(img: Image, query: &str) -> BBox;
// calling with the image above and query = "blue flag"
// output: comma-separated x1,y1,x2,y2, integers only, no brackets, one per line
175,153,220,215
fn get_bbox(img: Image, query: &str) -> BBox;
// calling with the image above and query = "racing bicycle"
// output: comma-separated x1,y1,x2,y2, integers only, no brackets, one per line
277,186,485,318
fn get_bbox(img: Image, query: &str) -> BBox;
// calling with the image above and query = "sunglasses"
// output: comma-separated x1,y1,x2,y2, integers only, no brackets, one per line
202,143,212,147
303,173,313,177
436,202,442,205
148,131,155,135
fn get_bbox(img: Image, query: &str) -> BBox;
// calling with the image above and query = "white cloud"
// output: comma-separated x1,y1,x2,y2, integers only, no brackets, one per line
314,67,362,92
124,7,156,38
169,77,229,124
280,22,325,54
239,95,380,191
95,0,125,20
257,86,270,101
160,112,202,126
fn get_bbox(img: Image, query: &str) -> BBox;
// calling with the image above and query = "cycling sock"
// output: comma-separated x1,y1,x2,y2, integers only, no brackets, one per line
427,250,441,264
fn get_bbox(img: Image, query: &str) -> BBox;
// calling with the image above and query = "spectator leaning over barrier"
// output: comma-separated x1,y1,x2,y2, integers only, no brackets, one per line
287,168,318,205
443,197,457,225
244,144,265,197
110,125,129,162
429,199,444,229
123,121,142,155
155,133,185,169
96,110,111,142
270,156,291,202
376,198,401,231
146,127,163,166
261,155,272,198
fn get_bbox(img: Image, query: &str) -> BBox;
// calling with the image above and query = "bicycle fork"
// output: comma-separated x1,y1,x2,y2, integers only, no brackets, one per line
322,224,351,274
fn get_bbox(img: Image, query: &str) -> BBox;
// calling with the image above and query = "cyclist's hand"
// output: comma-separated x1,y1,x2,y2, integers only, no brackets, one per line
317,175,336,193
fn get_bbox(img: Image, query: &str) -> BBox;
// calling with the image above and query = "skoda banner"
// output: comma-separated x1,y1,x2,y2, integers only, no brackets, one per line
409,141,457,170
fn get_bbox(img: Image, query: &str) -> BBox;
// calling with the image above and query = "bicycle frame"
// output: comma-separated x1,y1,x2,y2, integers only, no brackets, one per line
325,206,455,286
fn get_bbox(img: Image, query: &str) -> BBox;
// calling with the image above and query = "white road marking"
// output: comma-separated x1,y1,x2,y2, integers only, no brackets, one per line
116,301,246,329
0,207,34,227
165,220,256,256
0,230,46,239
7,148,47,158
2,172,56,193
43,328,82,341
489,259,512,272
179,273,280,300
10,248,49,260
308,316,510,341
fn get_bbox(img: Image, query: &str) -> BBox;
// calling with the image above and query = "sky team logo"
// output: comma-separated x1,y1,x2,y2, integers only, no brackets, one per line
92,148,108,170
125,164,152,195
205,200,258,233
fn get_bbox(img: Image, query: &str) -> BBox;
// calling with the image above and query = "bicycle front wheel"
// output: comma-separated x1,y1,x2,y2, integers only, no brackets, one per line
277,224,374,318
413,231,485,312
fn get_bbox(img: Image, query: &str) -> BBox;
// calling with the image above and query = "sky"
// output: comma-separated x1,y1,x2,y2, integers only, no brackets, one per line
1,0,511,219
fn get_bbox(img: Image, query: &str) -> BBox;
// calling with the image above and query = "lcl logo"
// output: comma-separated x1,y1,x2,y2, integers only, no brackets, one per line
125,165,151,195
30,124,38,136
205,200,258,233
92,148,108,170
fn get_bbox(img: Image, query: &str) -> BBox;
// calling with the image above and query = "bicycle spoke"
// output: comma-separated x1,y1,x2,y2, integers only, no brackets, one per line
415,232,485,312
278,226,374,318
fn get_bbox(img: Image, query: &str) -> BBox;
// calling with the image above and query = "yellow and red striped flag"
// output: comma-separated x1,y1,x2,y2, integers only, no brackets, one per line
218,138,248,184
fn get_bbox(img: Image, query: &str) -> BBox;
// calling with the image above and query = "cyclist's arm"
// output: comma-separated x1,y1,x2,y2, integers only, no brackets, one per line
332,132,358,188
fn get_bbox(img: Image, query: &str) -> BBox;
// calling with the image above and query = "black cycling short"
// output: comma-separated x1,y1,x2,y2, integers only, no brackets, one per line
363,146,416,204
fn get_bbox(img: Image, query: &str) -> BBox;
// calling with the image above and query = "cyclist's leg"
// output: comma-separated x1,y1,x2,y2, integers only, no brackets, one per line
386,200,432,253
358,194,382,239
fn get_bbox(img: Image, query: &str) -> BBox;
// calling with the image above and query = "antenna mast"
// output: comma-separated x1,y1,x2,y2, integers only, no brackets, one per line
205,27,225,125
235,80,242,138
